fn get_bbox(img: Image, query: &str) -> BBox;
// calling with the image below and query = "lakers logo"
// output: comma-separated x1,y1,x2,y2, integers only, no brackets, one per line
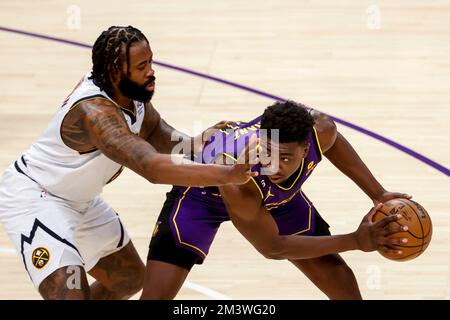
32,247,50,269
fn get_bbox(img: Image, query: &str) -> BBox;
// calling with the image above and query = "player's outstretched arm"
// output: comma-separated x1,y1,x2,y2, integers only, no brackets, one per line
220,182,408,260
311,109,411,204
74,100,255,186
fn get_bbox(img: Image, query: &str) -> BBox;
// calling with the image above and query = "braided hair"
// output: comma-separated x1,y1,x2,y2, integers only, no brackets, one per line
89,26,149,96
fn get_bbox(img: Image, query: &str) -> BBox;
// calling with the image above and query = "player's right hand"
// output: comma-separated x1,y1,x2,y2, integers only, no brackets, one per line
353,203,409,255
226,134,259,185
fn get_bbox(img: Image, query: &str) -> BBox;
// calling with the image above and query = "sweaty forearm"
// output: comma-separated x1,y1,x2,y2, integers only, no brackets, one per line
324,132,385,200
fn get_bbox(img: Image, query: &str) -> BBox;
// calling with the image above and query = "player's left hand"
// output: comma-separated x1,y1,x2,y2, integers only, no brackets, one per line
372,191,412,206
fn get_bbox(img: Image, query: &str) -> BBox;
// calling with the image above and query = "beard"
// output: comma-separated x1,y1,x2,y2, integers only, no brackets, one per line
118,75,155,103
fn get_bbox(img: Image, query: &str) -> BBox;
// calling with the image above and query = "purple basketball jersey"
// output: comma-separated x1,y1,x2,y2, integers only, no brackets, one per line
169,116,325,259
198,116,323,212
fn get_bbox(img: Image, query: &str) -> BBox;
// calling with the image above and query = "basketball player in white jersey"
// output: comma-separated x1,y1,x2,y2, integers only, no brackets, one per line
0,26,257,299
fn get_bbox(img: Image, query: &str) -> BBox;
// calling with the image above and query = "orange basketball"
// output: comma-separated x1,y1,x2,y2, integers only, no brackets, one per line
371,198,432,261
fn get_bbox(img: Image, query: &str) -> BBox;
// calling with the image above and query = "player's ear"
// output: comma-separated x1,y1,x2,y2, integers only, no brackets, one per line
109,65,120,84
302,142,310,158
108,59,124,84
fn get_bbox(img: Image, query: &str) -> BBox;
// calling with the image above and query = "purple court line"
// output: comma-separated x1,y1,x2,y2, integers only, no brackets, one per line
1,25,449,177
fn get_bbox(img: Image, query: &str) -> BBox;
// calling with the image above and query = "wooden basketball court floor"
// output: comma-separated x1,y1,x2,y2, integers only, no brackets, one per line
0,0,449,299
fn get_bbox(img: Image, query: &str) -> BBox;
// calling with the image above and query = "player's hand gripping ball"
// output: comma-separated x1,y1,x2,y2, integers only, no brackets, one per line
371,198,432,261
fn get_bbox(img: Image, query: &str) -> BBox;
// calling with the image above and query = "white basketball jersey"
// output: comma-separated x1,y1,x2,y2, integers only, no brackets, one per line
16,72,146,203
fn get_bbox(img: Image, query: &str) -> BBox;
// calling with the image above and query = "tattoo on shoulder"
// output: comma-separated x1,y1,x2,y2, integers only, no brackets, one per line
61,98,132,152
62,97,155,173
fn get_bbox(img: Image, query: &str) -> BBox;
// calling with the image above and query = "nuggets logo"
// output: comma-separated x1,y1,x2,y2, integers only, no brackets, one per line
32,247,50,269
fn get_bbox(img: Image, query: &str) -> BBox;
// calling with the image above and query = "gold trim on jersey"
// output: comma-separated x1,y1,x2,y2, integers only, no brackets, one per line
172,187,208,258
313,127,324,158
223,152,237,162
274,158,304,191
291,190,312,235
226,123,239,130
223,152,264,199
263,189,312,235
264,187,302,209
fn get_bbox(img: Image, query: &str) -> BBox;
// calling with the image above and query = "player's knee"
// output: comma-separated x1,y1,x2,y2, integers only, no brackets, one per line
333,265,361,299
325,262,361,299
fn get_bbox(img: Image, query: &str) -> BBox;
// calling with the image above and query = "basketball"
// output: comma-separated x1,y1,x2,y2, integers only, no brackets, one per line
372,198,432,261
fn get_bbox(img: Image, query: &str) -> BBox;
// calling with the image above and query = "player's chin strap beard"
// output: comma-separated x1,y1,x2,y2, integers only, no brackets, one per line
119,76,154,103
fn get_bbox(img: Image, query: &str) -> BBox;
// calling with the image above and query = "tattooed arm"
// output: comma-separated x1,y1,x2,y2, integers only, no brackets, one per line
61,98,254,186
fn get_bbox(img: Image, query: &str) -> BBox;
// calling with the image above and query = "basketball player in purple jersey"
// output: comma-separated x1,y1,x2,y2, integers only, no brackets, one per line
141,100,411,300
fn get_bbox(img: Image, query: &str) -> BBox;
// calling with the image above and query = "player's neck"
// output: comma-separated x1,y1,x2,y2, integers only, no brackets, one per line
110,87,134,111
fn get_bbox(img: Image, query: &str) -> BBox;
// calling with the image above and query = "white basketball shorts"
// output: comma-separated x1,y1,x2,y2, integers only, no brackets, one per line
0,164,130,288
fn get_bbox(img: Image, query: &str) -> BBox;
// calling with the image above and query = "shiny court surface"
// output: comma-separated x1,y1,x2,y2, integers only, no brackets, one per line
0,0,449,299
